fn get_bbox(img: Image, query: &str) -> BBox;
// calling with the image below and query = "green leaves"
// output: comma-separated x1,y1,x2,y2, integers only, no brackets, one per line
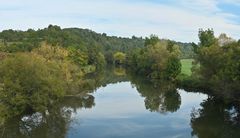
128,38,181,80
194,29,240,96
198,28,217,47
0,53,66,120
113,52,126,65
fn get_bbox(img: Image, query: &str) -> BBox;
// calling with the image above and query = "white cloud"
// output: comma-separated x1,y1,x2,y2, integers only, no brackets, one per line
179,0,220,13
0,0,240,42
222,0,240,5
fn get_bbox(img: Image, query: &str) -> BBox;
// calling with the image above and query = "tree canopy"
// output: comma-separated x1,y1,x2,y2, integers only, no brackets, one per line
191,29,240,97
128,36,181,80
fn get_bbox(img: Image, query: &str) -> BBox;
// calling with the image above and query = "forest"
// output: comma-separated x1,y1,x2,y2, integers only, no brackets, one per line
0,25,239,125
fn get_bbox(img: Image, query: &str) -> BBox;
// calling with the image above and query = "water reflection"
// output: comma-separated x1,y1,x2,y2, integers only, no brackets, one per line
191,97,240,138
0,106,71,138
1,67,240,138
0,93,96,138
128,74,181,113
61,95,95,111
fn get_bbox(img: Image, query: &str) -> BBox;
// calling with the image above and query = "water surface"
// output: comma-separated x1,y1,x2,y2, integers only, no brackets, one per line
2,68,240,138
67,82,207,138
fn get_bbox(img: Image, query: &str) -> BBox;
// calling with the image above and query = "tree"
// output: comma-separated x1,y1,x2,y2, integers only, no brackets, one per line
192,29,240,97
68,47,88,66
32,44,86,94
165,56,181,80
198,28,216,47
128,37,181,80
0,53,66,121
218,33,235,47
113,52,126,65
144,34,160,46
87,44,106,69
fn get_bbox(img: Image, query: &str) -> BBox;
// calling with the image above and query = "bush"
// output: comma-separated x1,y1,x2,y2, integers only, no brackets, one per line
0,53,66,120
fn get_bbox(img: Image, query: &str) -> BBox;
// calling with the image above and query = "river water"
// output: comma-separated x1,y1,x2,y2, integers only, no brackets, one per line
67,82,207,138
1,68,240,138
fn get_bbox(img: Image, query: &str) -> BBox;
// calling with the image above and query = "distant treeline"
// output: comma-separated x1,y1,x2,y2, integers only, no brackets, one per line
0,25,194,59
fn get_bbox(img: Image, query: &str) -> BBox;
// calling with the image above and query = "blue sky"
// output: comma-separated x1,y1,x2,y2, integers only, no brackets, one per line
0,0,240,42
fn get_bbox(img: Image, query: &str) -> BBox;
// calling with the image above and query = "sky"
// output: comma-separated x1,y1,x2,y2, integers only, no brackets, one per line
0,0,240,42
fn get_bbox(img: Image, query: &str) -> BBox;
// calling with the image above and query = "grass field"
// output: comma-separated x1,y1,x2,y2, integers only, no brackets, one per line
181,59,193,76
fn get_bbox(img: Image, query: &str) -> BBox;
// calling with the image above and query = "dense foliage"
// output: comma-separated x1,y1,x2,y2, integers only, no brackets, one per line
1,24,240,124
192,29,240,97
128,35,181,80
0,25,193,59
0,25,144,62
113,52,126,65
0,53,66,122
0,43,95,121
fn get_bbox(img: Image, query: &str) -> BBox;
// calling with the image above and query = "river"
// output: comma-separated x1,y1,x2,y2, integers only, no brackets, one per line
1,67,240,138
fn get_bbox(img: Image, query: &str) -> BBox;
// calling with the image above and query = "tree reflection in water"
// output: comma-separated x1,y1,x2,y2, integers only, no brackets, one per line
5,66,240,138
127,72,181,114
0,94,95,138
0,66,126,138
191,97,240,138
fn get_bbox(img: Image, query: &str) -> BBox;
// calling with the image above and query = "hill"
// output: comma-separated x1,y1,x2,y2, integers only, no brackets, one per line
0,25,194,59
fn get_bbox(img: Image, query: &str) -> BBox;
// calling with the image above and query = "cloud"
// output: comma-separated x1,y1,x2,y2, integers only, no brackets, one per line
178,0,220,13
0,0,240,42
222,0,240,5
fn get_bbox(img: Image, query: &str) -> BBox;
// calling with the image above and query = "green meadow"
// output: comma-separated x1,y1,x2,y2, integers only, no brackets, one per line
180,59,193,76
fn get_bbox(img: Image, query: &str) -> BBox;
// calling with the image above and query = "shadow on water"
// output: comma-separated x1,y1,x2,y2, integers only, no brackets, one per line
1,66,240,138
191,97,240,138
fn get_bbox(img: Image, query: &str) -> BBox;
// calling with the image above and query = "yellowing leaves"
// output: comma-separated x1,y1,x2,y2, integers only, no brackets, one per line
32,43,69,62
